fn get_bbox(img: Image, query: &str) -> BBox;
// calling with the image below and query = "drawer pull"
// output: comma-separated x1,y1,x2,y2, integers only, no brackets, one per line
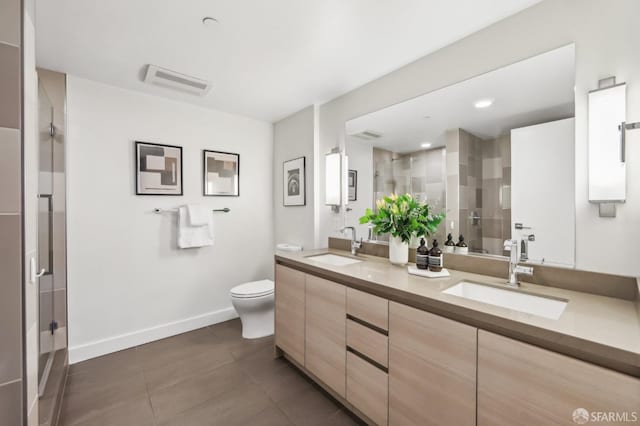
347,345,388,373
346,314,388,336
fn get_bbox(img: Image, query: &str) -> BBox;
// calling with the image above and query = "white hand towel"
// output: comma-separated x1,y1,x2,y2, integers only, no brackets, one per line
178,206,214,248
187,204,209,226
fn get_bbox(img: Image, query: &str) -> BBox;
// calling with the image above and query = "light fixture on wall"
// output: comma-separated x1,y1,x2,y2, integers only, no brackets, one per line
474,99,493,109
325,148,342,213
588,76,639,217
421,142,432,148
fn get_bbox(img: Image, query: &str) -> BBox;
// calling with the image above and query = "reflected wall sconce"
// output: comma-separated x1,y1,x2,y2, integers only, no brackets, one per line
588,77,639,217
325,148,343,213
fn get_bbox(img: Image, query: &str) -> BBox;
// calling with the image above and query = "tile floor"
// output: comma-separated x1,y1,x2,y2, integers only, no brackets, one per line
59,319,362,426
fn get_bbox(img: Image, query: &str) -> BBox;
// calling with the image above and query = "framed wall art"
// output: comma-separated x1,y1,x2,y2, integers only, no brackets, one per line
203,150,240,196
283,157,305,206
135,141,183,195
348,169,357,201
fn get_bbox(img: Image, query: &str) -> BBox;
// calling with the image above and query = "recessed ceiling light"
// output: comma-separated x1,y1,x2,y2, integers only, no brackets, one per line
474,99,493,109
202,17,219,26
421,142,432,148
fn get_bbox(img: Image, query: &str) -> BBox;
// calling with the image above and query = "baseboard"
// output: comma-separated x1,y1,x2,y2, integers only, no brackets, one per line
68,307,239,364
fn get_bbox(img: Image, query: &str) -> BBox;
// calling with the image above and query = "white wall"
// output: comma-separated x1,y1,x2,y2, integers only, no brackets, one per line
317,0,640,277
344,137,373,241
512,118,575,268
273,106,317,250
66,76,274,363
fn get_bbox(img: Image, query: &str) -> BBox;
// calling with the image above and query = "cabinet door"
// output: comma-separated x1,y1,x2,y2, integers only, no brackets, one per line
478,330,640,426
388,302,477,425
275,264,305,365
305,274,346,397
347,351,388,426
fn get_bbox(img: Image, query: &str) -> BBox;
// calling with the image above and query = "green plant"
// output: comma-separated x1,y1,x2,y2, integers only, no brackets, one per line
359,193,445,244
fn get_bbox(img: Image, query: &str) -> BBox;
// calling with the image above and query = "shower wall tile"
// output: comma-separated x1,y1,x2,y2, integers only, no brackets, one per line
0,0,20,46
0,127,22,213
0,380,22,426
0,43,20,129
0,214,23,385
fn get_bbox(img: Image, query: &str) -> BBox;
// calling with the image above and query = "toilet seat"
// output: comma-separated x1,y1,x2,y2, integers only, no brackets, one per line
230,280,274,299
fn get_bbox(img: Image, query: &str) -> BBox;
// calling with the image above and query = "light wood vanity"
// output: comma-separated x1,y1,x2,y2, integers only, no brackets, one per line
274,255,640,426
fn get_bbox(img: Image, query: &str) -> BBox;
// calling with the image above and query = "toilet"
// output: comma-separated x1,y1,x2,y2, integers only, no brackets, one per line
230,243,302,339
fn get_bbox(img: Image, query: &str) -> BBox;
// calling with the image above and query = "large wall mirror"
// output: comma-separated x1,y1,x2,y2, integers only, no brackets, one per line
344,44,576,268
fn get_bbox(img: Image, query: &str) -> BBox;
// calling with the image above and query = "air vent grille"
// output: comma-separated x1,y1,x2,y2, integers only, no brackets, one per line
352,130,383,140
144,65,211,96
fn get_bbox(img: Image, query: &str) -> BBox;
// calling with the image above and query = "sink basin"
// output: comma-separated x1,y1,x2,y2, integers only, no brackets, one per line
442,281,567,320
306,253,362,266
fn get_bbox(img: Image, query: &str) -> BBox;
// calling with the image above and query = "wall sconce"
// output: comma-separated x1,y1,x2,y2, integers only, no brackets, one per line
588,77,639,217
325,148,343,213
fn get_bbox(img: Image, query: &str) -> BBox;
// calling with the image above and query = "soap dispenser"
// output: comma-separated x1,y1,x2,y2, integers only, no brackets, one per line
416,238,429,270
444,233,455,253
455,235,469,254
428,240,443,272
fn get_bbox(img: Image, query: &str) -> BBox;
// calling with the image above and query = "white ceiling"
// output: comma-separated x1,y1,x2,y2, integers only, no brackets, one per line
345,44,575,153
35,0,542,123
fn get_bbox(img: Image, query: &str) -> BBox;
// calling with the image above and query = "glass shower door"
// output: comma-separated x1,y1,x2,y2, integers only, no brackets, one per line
37,83,55,389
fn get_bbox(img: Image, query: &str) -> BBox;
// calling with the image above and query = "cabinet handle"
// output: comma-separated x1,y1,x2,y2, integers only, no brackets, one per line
347,345,388,373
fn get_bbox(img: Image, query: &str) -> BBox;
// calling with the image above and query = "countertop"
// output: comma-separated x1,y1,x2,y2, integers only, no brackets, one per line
275,248,640,378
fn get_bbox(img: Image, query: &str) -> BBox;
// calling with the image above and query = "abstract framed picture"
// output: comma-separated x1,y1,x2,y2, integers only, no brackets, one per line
203,150,240,196
283,156,305,206
348,169,357,201
135,141,183,195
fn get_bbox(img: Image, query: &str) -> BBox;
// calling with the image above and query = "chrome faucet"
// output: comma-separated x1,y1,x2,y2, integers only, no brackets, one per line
504,239,534,287
341,226,362,255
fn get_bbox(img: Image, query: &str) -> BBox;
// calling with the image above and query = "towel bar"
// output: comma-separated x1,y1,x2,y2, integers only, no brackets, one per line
153,207,230,214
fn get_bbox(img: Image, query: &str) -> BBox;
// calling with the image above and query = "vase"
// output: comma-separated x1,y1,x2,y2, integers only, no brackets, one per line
389,236,409,265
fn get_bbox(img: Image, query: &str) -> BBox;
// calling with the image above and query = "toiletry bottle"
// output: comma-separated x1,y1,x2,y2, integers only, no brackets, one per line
416,238,429,270
428,240,443,272
444,233,455,253
456,235,469,254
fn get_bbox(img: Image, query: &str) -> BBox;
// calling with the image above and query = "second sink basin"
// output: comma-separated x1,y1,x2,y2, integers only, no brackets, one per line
306,253,362,266
443,281,567,320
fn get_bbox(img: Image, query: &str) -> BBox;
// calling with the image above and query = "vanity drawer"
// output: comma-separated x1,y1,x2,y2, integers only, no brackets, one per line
347,319,388,368
347,351,388,426
347,288,388,331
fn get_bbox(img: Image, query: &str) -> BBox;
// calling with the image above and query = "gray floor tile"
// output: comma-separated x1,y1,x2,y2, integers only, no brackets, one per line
277,386,343,426
158,383,272,426
60,320,356,426
149,362,253,421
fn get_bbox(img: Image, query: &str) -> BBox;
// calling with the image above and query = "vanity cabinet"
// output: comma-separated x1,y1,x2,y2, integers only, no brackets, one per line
305,274,347,397
346,288,390,425
477,330,640,426
388,302,477,426
274,265,305,365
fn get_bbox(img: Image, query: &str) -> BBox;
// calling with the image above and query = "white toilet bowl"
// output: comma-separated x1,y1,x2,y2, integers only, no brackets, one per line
230,280,274,339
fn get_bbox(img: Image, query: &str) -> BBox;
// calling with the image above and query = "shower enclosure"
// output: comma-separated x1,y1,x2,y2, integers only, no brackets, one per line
37,77,67,403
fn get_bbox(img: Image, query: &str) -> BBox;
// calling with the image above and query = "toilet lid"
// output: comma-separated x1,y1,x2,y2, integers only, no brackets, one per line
230,280,274,298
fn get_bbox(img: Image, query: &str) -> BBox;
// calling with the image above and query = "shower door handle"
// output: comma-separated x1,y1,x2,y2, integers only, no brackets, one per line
30,257,46,284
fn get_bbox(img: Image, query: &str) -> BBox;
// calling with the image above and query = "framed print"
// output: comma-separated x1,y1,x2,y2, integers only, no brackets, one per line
283,157,305,206
348,169,357,201
135,141,183,195
203,150,240,196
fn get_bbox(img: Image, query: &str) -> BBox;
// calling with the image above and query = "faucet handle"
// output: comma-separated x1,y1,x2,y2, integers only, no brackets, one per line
514,265,534,276
503,239,517,250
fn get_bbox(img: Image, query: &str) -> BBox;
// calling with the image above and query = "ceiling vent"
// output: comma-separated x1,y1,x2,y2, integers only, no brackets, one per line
143,65,211,96
352,130,383,140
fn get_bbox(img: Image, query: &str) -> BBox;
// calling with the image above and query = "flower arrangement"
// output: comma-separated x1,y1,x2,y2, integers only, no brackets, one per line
359,193,445,243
